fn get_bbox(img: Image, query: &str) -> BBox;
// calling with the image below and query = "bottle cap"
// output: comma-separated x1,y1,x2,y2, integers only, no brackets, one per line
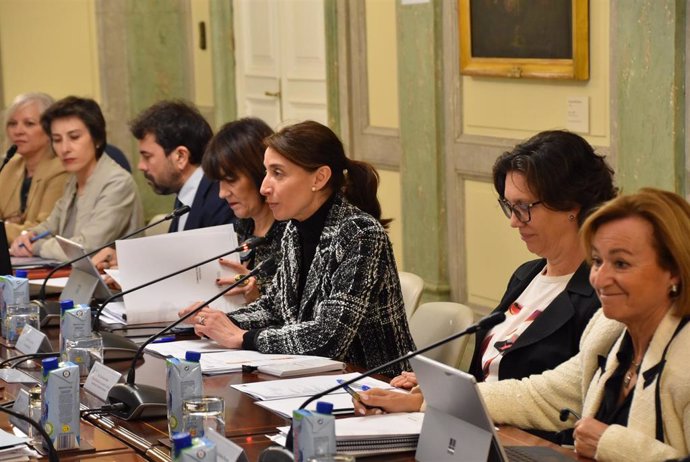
172,432,192,456
60,299,74,311
14,270,28,278
316,401,334,415
42,357,59,373
185,351,201,362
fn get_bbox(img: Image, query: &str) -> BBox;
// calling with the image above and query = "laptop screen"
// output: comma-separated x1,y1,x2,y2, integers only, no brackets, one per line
0,221,12,275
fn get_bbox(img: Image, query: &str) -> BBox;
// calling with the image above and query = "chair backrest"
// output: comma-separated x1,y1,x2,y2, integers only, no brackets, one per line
409,301,475,368
145,213,170,237
399,271,425,319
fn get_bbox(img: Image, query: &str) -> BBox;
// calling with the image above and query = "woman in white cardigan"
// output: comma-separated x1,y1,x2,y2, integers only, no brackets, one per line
355,188,690,461
10,96,143,261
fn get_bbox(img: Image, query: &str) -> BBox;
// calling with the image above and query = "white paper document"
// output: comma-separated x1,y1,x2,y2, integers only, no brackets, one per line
231,372,392,401
144,338,228,357
256,393,356,419
116,224,242,324
28,277,68,297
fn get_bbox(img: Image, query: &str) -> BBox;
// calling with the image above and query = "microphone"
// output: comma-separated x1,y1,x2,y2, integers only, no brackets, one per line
0,144,18,173
92,236,266,331
285,311,507,450
37,204,191,303
106,256,276,420
0,405,58,462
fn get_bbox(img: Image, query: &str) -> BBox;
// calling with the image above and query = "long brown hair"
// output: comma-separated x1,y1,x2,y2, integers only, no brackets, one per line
264,121,390,227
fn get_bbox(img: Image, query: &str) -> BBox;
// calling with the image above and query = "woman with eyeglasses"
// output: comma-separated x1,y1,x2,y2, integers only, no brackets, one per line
392,130,616,391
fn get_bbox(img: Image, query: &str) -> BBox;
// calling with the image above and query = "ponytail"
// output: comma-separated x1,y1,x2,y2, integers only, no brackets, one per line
343,159,391,229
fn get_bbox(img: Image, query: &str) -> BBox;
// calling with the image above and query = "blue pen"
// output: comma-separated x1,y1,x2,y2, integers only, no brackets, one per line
152,336,176,344
29,230,52,242
336,378,369,391
19,230,52,249
337,379,376,410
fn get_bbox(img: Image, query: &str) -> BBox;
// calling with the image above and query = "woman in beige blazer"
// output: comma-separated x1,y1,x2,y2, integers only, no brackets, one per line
1,93,68,242
10,96,143,261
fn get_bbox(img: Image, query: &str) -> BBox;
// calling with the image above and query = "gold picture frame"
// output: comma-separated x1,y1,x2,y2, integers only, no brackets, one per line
459,0,589,80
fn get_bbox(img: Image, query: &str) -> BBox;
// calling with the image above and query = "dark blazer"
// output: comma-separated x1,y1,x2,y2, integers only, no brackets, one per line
169,175,235,232
469,259,600,382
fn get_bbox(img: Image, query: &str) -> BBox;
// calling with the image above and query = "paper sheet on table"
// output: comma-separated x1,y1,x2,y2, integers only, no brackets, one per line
256,393,356,419
231,372,393,400
28,277,68,297
0,429,28,449
144,338,228,357
116,224,242,324
276,412,424,439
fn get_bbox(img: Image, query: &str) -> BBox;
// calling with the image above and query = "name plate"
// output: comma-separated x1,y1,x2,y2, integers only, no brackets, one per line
84,361,122,401
206,427,249,462
15,325,49,355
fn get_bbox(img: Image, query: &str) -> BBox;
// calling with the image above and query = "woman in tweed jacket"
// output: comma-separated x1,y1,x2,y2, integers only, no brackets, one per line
186,121,415,376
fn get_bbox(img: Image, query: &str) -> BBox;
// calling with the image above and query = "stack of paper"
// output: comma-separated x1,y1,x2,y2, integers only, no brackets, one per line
0,429,37,461
144,340,345,377
271,413,423,457
231,372,391,401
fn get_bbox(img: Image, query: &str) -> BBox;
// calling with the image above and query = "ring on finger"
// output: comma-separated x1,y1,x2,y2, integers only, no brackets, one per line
234,274,250,287
198,315,206,326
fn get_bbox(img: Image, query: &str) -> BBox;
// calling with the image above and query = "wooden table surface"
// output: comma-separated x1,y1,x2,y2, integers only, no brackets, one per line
1,325,588,461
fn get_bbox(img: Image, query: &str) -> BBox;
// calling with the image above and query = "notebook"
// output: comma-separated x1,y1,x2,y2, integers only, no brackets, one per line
411,355,575,462
55,235,113,303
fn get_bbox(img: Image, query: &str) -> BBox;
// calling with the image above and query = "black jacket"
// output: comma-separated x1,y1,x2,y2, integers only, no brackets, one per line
469,259,599,381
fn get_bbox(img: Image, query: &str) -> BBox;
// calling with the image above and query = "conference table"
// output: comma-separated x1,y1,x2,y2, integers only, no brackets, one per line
0,324,587,461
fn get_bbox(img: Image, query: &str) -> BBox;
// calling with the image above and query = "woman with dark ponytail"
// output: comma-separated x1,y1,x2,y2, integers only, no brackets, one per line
183,120,415,376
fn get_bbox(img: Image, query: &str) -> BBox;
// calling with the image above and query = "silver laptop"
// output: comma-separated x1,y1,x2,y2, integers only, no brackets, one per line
411,355,574,462
56,236,113,304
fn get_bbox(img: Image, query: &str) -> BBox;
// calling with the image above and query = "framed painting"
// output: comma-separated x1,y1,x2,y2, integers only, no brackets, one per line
459,0,589,80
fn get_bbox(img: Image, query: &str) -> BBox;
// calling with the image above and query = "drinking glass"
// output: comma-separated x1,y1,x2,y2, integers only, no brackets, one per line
63,334,104,377
182,396,225,438
5,303,40,347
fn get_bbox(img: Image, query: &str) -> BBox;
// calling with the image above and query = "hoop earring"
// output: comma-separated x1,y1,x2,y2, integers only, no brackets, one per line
568,214,576,221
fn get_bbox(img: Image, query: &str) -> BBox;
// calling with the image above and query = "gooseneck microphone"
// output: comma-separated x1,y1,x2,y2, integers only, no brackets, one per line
37,205,191,303
92,236,266,331
0,144,18,174
106,256,276,420
285,311,507,450
0,405,58,462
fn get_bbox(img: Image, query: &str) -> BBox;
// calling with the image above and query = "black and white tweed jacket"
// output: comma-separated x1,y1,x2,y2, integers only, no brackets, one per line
229,195,415,376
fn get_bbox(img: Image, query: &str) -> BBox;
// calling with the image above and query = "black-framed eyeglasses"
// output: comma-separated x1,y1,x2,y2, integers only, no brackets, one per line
497,198,543,223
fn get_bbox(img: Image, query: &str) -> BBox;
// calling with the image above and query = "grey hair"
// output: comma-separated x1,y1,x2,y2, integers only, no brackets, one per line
5,92,55,124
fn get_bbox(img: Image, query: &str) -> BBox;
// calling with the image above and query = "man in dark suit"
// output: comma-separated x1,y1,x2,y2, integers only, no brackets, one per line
91,101,234,270
130,100,234,232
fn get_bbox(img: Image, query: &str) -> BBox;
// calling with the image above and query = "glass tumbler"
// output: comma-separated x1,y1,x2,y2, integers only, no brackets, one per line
5,303,40,347
182,396,225,438
63,334,104,377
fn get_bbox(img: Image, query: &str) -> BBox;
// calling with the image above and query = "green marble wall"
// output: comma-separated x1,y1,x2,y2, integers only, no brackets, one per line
397,0,449,301
614,0,686,194
124,0,193,219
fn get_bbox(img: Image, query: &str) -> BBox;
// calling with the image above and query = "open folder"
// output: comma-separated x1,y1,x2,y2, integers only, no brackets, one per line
116,224,243,324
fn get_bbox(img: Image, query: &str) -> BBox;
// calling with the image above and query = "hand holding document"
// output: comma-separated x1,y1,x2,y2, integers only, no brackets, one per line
116,225,243,324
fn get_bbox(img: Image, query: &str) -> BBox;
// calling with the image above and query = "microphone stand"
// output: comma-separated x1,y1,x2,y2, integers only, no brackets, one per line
0,405,58,462
0,144,17,174
92,236,265,331
284,311,507,450
106,257,275,420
